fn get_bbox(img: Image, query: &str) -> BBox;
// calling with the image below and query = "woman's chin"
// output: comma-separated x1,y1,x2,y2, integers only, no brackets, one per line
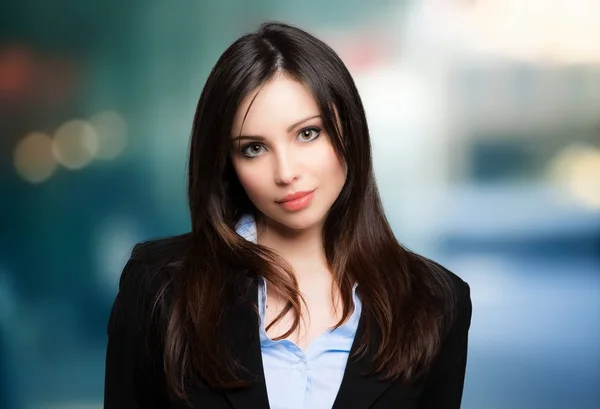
265,210,325,233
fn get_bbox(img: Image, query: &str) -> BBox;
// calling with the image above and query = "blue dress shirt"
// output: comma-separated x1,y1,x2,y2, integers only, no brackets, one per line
236,215,362,409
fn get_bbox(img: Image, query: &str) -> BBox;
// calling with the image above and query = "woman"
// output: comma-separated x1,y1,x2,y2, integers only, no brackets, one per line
104,22,472,409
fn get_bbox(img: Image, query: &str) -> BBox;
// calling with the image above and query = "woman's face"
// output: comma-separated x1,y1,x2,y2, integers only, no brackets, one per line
230,74,347,232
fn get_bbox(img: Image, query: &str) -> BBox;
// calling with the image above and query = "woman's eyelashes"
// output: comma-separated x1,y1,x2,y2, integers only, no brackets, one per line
240,142,265,158
240,126,322,158
296,126,321,142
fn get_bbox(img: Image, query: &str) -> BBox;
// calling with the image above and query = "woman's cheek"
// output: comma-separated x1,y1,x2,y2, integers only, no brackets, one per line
237,168,268,202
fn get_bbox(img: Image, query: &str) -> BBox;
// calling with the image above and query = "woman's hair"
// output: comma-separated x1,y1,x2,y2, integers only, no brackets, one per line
147,21,456,402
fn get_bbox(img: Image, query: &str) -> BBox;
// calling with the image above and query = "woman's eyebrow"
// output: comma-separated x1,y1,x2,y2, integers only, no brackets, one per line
286,114,321,132
231,114,322,141
231,135,266,142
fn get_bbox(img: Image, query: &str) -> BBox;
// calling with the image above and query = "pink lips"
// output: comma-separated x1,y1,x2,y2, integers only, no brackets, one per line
276,190,315,211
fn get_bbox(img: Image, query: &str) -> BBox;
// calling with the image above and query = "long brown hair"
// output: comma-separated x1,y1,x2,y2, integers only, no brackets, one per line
146,21,456,403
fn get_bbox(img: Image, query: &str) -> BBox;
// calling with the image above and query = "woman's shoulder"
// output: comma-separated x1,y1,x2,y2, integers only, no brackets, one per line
118,233,191,288
419,255,472,338
110,233,193,327
129,232,194,267
412,253,471,319
421,256,469,296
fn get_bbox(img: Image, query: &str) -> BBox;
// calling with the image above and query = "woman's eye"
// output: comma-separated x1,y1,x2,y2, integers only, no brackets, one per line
242,143,265,158
297,127,320,142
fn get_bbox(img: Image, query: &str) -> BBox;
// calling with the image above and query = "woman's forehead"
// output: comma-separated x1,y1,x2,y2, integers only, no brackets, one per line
231,75,321,137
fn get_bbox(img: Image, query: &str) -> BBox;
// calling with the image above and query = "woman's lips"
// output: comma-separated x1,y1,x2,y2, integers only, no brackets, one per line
276,190,315,211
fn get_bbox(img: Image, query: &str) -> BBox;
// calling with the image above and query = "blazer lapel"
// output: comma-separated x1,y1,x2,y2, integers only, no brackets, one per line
223,276,270,409
332,311,395,409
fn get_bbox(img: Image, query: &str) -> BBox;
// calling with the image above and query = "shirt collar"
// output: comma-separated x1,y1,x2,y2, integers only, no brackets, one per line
235,214,258,243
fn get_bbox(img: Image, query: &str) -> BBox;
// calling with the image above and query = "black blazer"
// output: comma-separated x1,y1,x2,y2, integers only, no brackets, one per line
104,235,472,409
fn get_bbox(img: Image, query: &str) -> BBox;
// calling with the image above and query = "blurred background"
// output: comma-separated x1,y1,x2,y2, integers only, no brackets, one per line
1,0,599,408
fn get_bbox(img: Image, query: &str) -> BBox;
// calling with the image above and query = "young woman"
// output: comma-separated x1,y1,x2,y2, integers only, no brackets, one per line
104,22,472,409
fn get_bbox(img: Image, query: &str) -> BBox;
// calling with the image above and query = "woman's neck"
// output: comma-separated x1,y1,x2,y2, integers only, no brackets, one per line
256,217,330,286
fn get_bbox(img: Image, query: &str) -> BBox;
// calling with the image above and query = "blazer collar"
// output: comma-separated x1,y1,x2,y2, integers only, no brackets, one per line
220,277,395,409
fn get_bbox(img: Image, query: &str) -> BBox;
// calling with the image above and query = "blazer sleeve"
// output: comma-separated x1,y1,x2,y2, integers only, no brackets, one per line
104,255,168,409
417,281,472,409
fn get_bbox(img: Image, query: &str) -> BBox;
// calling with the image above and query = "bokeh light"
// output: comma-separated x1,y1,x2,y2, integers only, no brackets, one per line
549,144,600,209
13,131,57,183
89,111,128,160
0,45,34,96
52,119,99,169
